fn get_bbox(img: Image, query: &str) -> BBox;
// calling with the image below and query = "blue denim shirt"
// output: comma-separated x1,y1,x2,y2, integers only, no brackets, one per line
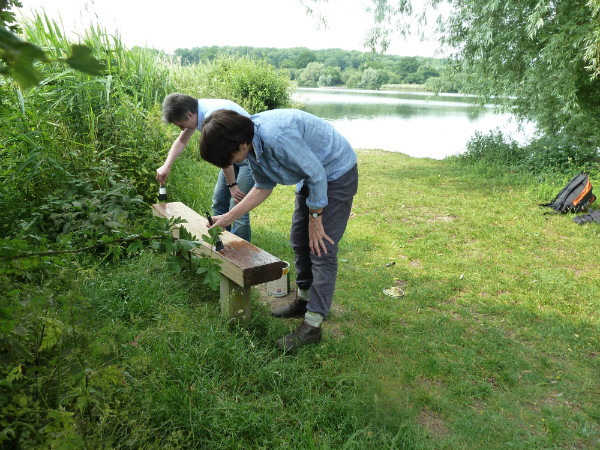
247,109,357,210
196,99,250,168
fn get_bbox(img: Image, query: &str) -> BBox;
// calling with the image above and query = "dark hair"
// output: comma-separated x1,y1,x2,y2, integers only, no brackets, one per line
161,93,198,123
199,109,255,168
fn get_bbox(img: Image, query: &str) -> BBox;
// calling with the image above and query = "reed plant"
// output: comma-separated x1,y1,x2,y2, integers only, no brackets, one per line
1,12,175,211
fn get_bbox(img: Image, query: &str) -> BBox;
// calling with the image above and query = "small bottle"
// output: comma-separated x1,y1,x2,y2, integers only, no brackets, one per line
158,184,167,201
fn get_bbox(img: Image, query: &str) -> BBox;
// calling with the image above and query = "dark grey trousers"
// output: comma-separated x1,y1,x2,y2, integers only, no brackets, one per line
290,164,359,317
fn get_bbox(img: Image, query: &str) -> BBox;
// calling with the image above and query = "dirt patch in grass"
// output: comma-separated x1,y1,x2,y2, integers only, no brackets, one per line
427,214,457,223
417,407,450,439
255,283,296,310
416,376,446,391
255,284,345,315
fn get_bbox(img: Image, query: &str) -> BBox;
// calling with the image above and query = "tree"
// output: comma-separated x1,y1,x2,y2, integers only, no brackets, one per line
358,67,388,89
323,50,351,70
295,48,317,68
587,0,600,79
395,56,419,77
323,65,343,85
367,0,600,150
318,74,333,87
299,61,324,86
342,67,362,88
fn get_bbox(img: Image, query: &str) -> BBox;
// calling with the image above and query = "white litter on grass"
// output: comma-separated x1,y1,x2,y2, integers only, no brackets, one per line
383,287,405,298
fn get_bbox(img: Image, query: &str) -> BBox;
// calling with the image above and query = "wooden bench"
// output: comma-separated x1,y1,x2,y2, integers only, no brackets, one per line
152,202,284,321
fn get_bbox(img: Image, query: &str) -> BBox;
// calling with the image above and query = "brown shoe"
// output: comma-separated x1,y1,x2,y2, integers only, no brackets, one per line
276,321,322,353
271,295,308,318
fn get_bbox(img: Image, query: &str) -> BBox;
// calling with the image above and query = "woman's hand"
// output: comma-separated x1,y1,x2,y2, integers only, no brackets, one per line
208,213,233,230
308,216,334,257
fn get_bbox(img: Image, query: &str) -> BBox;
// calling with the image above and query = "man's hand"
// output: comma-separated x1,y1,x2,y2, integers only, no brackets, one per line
156,165,170,184
308,215,334,257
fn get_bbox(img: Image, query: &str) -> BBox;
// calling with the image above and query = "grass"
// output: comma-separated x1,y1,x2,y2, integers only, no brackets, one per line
73,150,600,448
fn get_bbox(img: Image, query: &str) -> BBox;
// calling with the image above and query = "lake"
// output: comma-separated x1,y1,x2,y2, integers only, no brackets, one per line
293,88,535,159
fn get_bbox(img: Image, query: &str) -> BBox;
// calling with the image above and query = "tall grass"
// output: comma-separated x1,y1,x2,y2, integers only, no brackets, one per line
0,12,175,215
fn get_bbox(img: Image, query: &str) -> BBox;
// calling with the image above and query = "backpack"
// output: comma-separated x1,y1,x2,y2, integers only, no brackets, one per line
540,172,596,213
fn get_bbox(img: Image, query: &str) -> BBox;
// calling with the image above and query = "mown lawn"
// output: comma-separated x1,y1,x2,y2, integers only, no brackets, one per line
80,149,600,449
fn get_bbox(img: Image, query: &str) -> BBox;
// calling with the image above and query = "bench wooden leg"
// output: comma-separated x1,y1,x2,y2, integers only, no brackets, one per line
220,275,251,321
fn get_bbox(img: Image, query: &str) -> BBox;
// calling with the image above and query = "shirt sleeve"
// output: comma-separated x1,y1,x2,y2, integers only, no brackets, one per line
250,167,277,192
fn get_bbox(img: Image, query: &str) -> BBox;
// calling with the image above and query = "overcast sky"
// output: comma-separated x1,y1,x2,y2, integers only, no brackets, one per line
17,0,441,57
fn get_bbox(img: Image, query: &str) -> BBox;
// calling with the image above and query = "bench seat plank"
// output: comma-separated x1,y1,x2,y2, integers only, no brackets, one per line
152,202,283,287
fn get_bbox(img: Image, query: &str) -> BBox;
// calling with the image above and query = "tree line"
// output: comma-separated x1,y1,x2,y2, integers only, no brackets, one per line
174,46,450,90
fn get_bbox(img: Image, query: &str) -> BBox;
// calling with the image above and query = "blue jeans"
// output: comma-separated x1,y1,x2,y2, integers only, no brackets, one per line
211,161,253,242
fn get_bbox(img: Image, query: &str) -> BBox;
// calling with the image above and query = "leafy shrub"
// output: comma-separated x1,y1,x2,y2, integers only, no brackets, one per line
522,133,600,174
0,175,223,450
189,54,293,114
458,130,526,166
456,129,600,176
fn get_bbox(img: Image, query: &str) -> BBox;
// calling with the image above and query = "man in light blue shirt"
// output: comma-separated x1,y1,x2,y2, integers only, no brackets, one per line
200,109,359,352
156,93,254,241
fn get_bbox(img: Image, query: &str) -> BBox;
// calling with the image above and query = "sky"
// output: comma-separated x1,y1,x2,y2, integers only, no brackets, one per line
17,0,442,57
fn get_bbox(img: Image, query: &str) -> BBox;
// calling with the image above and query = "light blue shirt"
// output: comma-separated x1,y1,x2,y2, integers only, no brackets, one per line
197,99,250,167
247,109,357,210
196,99,250,130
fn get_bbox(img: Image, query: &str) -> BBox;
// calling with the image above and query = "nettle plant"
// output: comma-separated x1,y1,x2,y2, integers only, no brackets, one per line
0,169,223,289
167,224,224,291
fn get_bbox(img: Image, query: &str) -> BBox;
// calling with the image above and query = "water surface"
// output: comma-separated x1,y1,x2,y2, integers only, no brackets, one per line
294,88,534,159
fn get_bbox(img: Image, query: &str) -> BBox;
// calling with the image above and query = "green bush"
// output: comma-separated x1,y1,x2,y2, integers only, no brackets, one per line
456,129,600,176
523,133,600,174
457,130,526,167
190,54,293,114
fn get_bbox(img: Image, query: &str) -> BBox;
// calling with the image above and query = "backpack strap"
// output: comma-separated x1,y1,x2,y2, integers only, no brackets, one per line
573,208,600,224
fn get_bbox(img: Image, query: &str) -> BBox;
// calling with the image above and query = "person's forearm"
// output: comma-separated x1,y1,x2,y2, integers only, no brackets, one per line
222,165,236,185
163,129,194,168
162,140,186,169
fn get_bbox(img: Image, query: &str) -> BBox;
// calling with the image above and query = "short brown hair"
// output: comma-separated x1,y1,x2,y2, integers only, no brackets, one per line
199,109,255,168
